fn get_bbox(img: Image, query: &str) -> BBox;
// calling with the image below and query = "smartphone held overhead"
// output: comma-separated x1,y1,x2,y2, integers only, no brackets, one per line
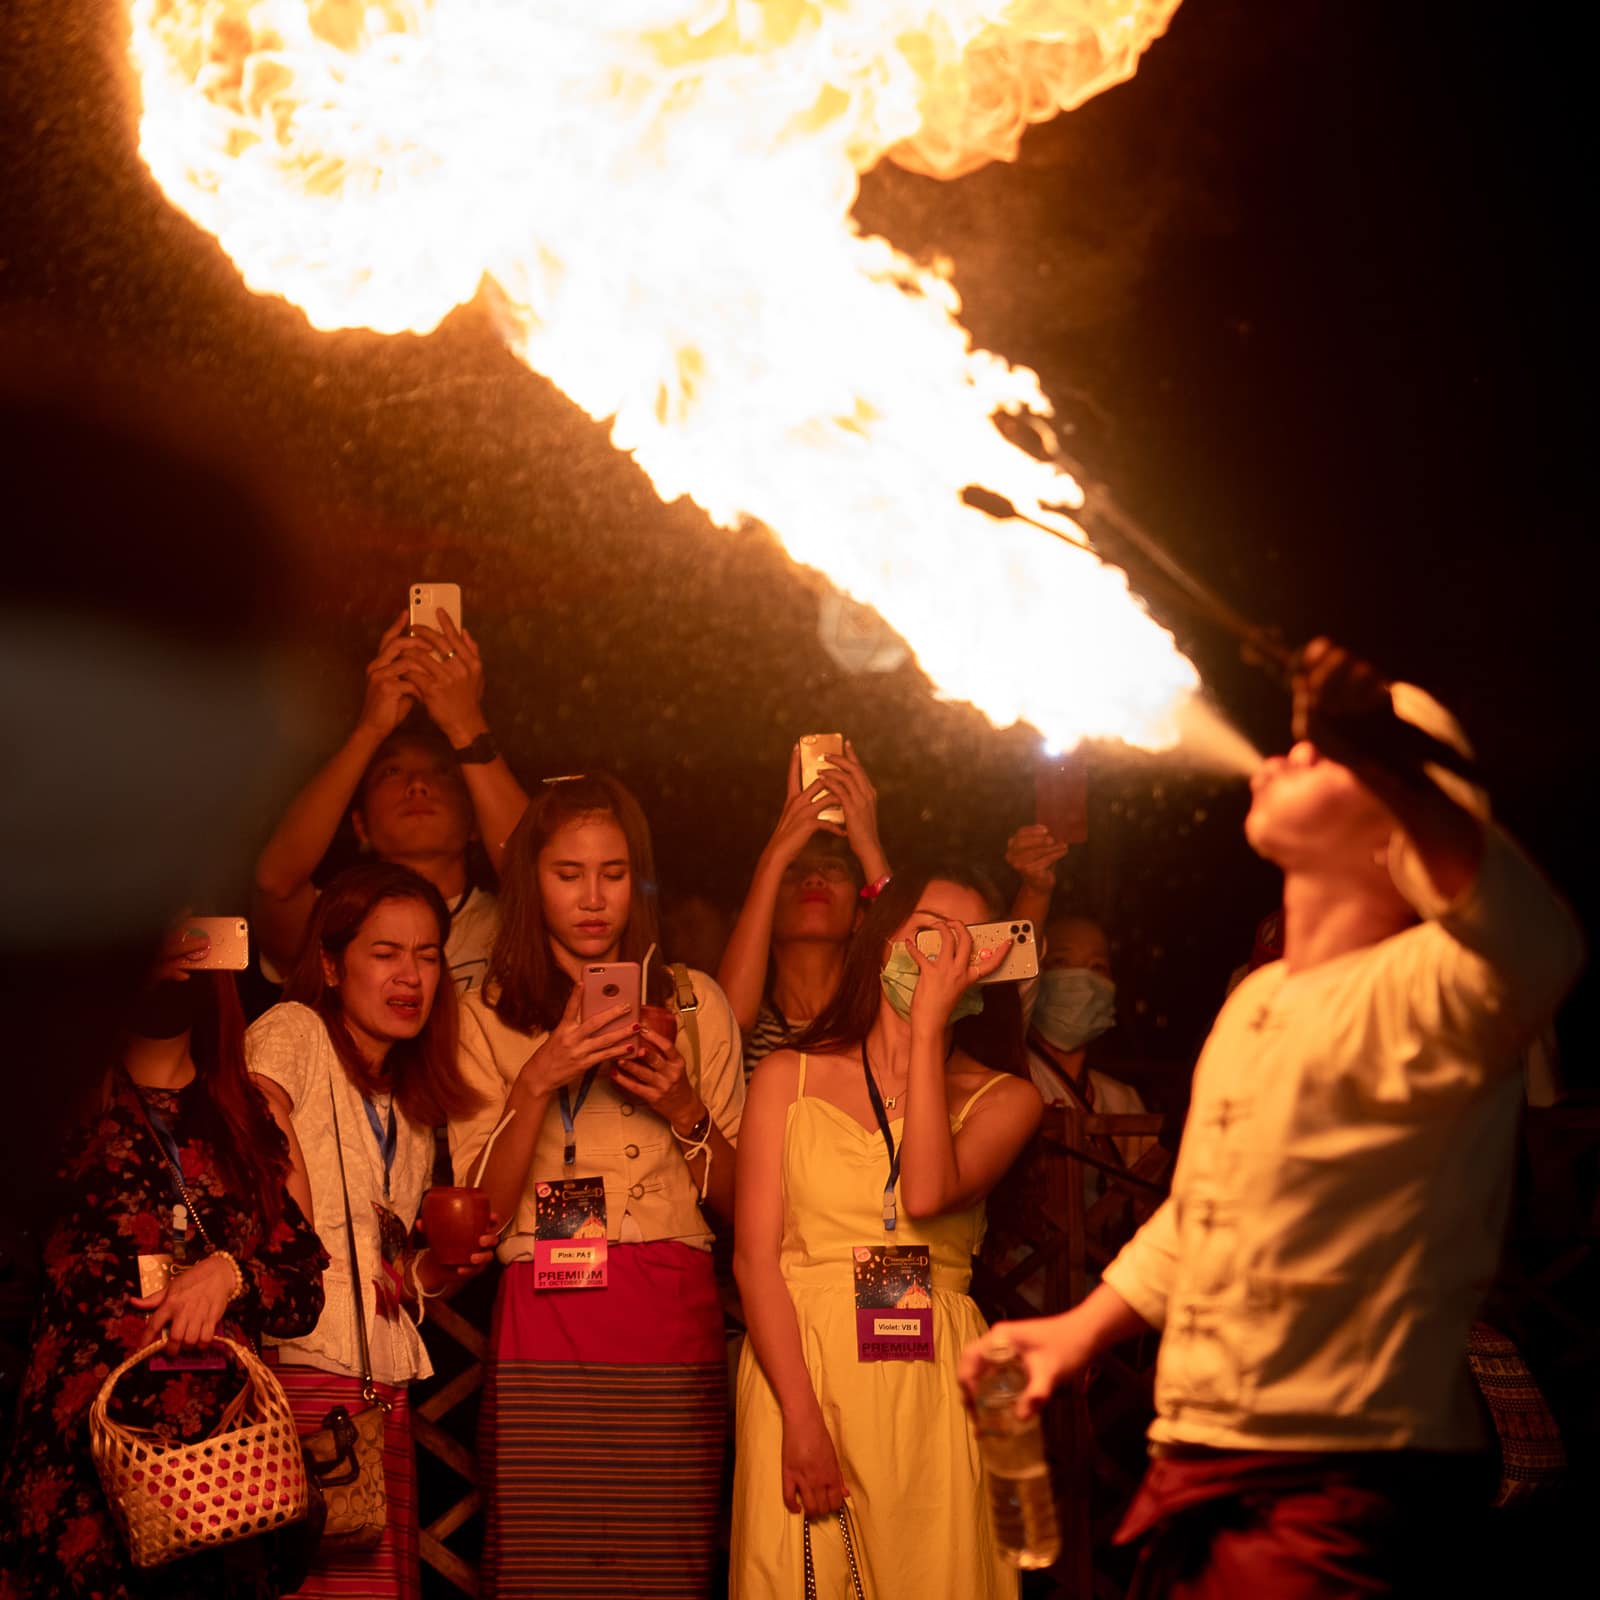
799,732,845,825
1034,755,1088,845
409,581,462,635
915,921,1038,985
183,917,249,970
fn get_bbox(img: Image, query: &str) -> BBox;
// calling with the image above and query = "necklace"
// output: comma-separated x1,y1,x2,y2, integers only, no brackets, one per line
866,1059,904,1109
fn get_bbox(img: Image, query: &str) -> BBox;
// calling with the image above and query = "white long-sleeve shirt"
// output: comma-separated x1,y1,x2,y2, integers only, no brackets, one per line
1103,825,1584,1453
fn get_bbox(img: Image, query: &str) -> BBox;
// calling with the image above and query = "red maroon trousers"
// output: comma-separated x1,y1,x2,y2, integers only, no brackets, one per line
1117,1447,1494,1599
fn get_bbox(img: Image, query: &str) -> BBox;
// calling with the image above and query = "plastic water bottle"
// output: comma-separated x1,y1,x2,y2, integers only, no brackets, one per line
972,1337,1061,1569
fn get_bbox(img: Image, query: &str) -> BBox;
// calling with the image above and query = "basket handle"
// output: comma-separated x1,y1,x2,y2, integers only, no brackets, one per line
90,1334,260,1436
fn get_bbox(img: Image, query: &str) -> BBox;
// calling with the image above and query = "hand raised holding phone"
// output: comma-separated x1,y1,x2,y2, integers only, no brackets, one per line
761,744,847,868
806,740,887,883
358,612,422,738
905,918,1011,1028
399,606,489,750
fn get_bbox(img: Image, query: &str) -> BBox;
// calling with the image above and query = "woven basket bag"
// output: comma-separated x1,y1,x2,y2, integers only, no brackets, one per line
89,1335,309,1567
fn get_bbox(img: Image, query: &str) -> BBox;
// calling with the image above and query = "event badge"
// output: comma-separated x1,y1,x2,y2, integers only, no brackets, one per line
853,1244,934,1362
372,1200,412,1322
534,1175,609,1290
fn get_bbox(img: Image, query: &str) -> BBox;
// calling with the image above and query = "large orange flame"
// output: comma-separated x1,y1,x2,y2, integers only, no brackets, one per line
130,0,1196,750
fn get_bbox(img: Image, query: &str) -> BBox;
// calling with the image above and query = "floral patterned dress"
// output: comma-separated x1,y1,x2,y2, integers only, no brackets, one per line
0,1078,328,1600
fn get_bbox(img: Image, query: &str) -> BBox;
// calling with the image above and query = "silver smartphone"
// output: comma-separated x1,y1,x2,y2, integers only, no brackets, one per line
915,919,1038,985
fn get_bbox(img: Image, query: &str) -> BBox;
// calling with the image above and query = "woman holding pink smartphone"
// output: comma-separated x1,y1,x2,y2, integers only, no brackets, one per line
449,773,745,1599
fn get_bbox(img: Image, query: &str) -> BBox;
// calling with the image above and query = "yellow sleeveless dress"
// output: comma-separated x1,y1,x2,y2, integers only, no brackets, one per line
730,1056,1018,1599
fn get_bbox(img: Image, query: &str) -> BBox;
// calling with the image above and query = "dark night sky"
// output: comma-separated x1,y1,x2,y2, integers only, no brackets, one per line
2,1,1591,1077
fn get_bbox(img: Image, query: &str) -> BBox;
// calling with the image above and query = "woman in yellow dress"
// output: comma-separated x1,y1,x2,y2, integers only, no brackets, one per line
731,865,1044,1598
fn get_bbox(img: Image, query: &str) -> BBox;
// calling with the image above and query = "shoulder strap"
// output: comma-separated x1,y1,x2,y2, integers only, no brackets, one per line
325,1070,376,1401
954,1071,1010,1125
670,963,701,1080
796,1053,808,1097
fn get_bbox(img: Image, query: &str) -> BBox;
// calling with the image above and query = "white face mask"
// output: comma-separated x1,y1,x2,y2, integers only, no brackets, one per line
1032,967,1116,1052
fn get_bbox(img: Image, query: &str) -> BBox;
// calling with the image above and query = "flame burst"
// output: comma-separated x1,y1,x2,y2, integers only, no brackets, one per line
130,0,1195,749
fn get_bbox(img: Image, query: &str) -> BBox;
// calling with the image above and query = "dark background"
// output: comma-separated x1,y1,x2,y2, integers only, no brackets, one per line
2,0,1591,1081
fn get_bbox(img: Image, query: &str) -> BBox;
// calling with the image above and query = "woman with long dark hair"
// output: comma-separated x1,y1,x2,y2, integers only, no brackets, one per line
0,928,327,1600
730,864,1043,1599
450,772,745,1599
718,742,889,1071
247,861,489,1599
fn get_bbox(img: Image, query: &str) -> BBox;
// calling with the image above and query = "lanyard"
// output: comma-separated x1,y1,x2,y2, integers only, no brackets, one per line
860,1045,901,1233
124,1076,216,1253
558,1069,600,1167
141,1096,186,1192
361,1093,398,1203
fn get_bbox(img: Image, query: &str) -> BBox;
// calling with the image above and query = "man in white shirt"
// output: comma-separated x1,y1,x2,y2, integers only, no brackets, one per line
963,639,1585,1595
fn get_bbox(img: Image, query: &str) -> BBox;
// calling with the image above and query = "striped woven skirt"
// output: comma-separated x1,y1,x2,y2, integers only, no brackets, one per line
270,1364,420,1600
481,1242,727,1599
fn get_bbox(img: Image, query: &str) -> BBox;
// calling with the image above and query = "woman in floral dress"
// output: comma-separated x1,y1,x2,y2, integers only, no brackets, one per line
0,932,328,1600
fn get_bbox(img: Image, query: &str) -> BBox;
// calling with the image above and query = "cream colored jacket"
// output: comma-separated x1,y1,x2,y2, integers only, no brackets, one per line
450,969,744,1261
1103,826,1584,1452
247,1002,434,1384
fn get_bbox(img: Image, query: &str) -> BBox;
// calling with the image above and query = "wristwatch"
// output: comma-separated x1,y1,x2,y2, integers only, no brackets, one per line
451,731,499,765
673,1110,712,1146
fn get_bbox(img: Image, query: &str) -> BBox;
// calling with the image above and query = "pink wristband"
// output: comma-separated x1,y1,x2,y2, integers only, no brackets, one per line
859,872,892,901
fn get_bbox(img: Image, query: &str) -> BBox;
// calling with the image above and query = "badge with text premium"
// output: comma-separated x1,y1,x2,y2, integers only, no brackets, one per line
853,1244,934,1362
533,1175,609,1290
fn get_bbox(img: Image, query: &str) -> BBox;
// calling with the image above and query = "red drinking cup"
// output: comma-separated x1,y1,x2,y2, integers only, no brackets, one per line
421,1185,492,1267
639,1005,678,1047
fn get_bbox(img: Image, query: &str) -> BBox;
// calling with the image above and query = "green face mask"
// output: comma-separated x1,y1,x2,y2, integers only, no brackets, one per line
879,942,985,1024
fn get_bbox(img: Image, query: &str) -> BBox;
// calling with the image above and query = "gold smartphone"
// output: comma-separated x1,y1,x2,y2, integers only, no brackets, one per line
182,916,250,971
798,733,845,825
409,581,462,636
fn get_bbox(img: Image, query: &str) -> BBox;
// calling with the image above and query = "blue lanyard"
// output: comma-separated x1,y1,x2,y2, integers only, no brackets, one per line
860,1046,901,1233
141,1097,186,1191
127,1080,209,1255
361,1094,398,1203
558,1069,600,1167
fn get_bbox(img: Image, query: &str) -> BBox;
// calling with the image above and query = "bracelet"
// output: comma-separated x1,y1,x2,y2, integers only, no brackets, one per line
671,1111,714,1202
859,872,892,901
672,1109,712,1146
211,1250,247,1303
413,1247,448,1300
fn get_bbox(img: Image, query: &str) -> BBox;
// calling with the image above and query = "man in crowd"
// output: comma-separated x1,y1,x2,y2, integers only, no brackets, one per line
252,611,529,995
964,639,1585,1594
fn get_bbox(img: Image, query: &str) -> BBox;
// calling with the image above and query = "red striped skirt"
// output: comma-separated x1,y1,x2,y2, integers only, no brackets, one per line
481,1243,727,1599
269,1364,420,1600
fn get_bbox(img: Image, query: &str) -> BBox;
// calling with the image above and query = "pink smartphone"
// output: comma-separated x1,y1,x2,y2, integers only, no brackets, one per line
182,916,250,971
581,962,641,1025
409,581,462,635
798,733,845,825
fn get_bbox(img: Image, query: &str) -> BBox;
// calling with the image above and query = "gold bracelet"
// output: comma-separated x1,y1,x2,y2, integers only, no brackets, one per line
211,1250,247,1303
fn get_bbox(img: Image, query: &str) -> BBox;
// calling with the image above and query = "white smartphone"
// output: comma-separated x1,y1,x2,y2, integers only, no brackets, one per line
915,920,1038,985
798,733,845,826
182,916,250,971
409,582,462,636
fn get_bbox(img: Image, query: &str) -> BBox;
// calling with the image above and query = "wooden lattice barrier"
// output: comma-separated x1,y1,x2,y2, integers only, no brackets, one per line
416,1271,496,1597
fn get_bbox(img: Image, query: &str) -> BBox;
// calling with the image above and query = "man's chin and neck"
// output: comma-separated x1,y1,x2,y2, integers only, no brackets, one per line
372,840,471,901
